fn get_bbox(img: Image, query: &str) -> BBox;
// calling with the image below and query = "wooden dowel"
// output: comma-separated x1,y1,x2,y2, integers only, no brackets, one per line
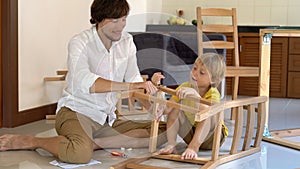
157,86,214,106
44,76,65,81
152,154,209,164
132,91,200,114
46,114,56,120
56,70,68,75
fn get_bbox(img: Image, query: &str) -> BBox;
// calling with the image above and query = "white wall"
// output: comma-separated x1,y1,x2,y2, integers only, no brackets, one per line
18,0,93,110
125,0,147,32
18,0,300,111
161,0,300,26
18,0,149,111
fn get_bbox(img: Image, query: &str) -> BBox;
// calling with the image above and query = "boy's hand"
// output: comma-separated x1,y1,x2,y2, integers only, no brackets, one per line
176,87,201,100
151,72,165,85
156,104,166,121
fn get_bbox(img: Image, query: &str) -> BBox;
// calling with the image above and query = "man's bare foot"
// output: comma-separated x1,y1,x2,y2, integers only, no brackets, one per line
158,144,177,155
181,148,198,160
0,134,36,151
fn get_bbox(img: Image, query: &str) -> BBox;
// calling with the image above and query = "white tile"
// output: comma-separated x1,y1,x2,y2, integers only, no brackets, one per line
200,1,236,8
269,98,300,130
238,0,254,7
237,7,255,25
271,0,288,7
287,7,300,26
205,0,227,7
254,6,271,25
254,0,272,6
288,0,300,6
270,7,288,25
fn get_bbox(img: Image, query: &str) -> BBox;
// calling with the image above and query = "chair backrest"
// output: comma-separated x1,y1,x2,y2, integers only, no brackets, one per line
197,7,239,66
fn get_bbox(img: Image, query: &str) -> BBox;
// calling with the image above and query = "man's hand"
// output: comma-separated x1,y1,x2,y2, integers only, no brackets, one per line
144,81,158,94
138,72,165,95
176,87,201,100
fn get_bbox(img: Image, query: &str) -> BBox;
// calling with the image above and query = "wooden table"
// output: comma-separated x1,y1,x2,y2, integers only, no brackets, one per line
259,29,300,150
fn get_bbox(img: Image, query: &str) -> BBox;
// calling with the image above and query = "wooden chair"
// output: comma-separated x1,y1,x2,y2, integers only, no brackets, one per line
111,86,267,169
110,7,267,169
196,7,260,119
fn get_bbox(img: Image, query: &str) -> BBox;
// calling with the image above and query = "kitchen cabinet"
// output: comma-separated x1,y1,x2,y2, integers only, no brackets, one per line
287,38,300,98
226,33,288,98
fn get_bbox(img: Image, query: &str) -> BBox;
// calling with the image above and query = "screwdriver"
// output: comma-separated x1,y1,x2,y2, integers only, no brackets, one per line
111,150,128,158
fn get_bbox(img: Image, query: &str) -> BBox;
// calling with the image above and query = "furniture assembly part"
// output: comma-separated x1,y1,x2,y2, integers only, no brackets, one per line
112,86,267,169
260,29,300,150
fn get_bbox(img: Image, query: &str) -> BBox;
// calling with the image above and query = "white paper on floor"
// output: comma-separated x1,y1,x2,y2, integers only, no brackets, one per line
49,159,101,169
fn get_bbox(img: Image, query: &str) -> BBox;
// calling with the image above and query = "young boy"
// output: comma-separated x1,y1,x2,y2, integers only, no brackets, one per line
156,52,228,160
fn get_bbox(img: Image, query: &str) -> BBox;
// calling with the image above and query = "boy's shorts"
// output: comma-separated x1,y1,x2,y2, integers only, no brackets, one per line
182,125,226,150
177,111,226,150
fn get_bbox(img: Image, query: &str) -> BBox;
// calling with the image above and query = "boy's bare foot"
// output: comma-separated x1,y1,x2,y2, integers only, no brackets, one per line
181,148,198,160
158,144,177,155
0,134,36,151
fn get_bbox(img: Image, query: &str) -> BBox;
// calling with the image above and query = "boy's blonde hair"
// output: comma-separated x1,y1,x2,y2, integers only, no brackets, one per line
196,53,226,87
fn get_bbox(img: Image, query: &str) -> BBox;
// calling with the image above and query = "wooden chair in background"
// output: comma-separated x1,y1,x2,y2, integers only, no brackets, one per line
196,7,260,119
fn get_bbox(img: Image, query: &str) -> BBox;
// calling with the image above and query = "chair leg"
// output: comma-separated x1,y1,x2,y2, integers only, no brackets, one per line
149,91,163,153
149,119,159,153
230,76,239,120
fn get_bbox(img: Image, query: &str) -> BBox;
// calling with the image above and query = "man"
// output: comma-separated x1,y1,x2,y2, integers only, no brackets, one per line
0,0,166,164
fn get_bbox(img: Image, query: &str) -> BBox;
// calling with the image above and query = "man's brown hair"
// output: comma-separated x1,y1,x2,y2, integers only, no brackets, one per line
90,0,130,24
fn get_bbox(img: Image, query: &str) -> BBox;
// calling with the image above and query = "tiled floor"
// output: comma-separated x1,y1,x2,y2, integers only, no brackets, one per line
0,97,300,169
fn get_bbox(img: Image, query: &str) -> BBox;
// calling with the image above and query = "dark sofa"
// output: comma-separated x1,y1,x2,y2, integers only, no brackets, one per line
130,32,226,87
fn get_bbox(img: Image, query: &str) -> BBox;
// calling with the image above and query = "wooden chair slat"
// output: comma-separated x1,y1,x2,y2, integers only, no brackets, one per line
230,106,244,154
243,104,255,150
